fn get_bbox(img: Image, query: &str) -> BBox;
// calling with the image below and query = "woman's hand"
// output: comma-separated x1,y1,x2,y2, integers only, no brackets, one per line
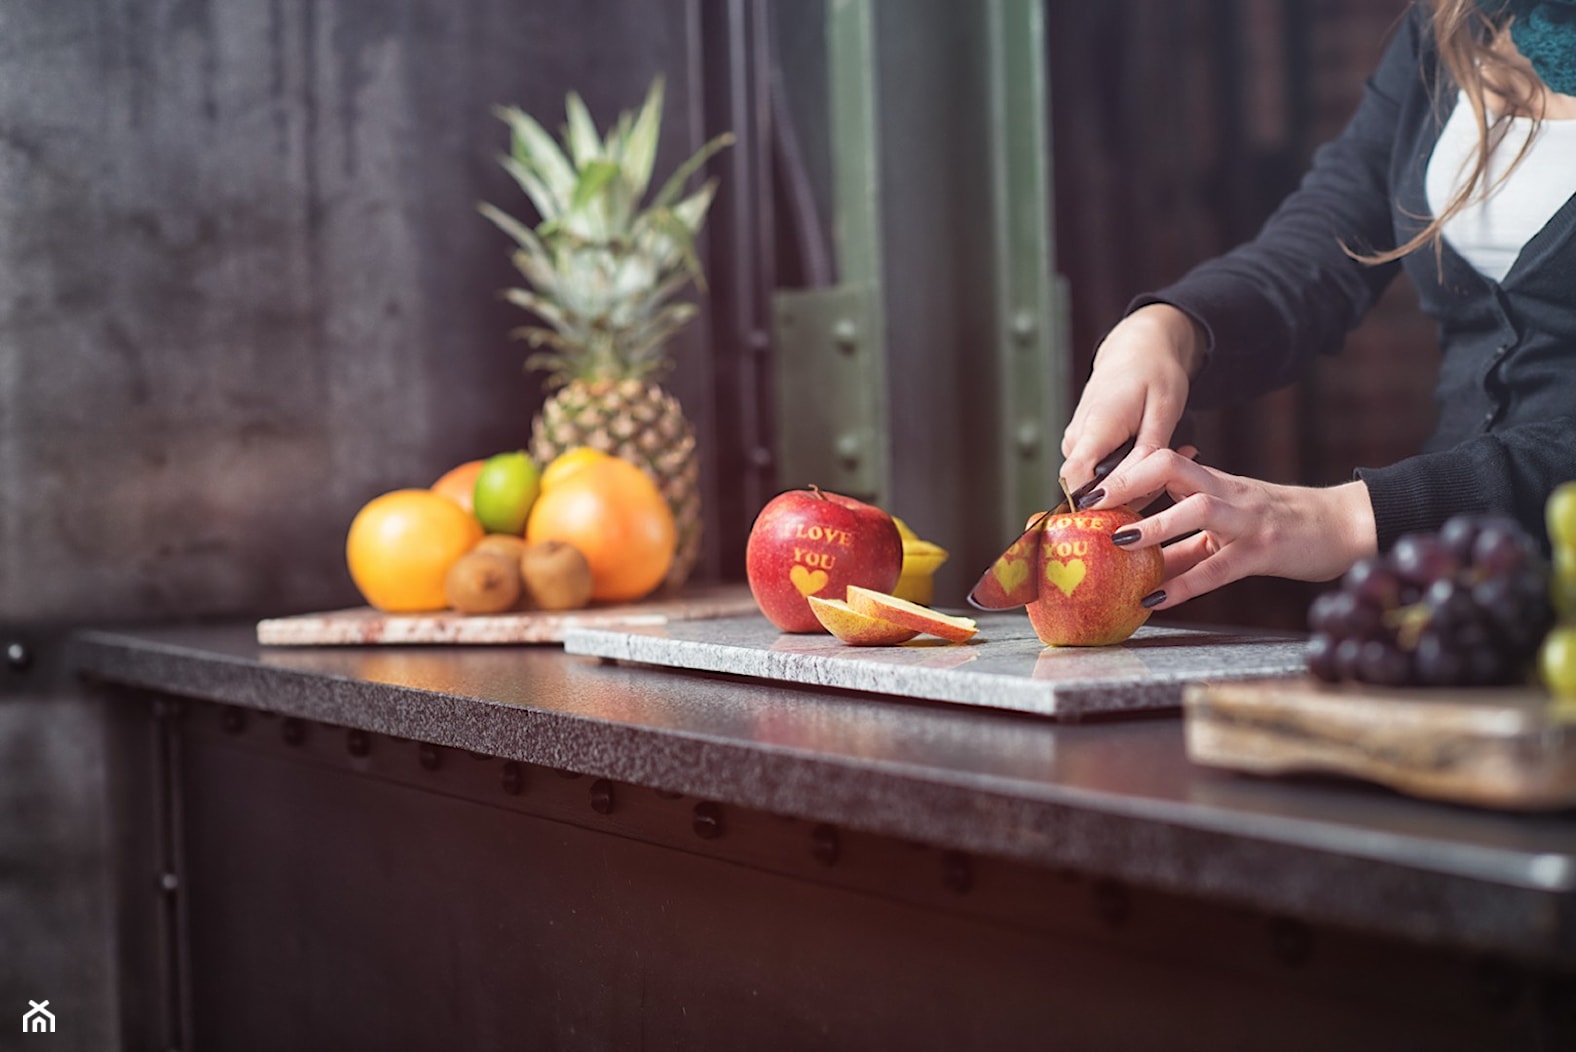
1087,448,1379,609
1058,303,1208,495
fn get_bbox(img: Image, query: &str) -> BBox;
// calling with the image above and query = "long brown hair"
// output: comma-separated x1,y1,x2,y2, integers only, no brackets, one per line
1359,0,1546,265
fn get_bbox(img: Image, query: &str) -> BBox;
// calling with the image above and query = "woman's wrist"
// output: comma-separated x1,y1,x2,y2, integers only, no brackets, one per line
1119,303,1209,379
1321,480,1379,576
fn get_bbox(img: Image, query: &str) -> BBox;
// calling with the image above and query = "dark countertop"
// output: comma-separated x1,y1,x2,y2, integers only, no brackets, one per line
72,622,1576,965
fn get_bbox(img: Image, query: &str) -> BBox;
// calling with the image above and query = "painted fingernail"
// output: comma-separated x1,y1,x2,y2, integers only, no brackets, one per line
1111,529,1140,547
1070,476,1100,500
1075,487,1105,511
1140,590,1167,609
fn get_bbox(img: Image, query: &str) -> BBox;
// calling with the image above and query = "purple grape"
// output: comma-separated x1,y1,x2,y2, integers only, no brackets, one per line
1413,631,1467,686
1438,516,1482,562
1357,639,1412,686
1393,533,1459,584
1307,590,1381,640
1305,633,1339,682
1334,637,1365,681
1471,521,1534,577
1344,557,1402,609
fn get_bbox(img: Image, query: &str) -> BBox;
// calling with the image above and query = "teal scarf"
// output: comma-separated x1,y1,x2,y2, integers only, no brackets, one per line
1480,0,1576,95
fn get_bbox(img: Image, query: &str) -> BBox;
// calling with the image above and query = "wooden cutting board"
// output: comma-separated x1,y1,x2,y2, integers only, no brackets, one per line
1184,677,1576,810
256,584,760,646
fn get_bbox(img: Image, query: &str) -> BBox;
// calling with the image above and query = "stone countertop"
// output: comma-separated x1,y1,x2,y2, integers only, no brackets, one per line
71,622,1576,965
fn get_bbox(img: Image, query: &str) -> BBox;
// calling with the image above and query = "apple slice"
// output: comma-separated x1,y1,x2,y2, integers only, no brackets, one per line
845,586,979,643
807,596,921,646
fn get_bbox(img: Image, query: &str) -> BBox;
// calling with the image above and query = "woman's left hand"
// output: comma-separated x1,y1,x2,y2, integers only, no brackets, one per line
1084,448,1379,609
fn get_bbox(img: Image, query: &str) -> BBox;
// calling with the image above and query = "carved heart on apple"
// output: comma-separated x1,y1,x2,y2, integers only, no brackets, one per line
973,508,1164,646
746,487,903,633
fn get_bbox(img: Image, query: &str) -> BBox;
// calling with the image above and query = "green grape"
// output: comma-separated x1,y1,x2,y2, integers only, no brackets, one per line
1548,481,1576,552
1555,548,1576,622
1541,627,1576,699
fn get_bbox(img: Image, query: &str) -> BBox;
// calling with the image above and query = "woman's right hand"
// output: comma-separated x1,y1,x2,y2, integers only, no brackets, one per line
1058,303,1208,495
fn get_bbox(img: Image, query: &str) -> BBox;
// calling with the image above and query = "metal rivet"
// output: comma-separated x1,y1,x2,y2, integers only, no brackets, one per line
220,708,247,735
159,872,179,894
1093,879,1129,929
749,330,771,353
418,743,442,771
942,851,973,894
5,640,31,671
749,447,774,470
692,802,724,840
281,718,306,746
832,318,858,350
1016,421,1040,456
501,761,524,796
346,729,370,757
835,432,862,467
811,824,840,867
1268,917,1312,967
589,778,615,815
1011,311,1037,343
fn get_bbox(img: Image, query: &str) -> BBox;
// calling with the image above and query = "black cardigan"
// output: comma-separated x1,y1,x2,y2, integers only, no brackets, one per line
1136,3,1576,551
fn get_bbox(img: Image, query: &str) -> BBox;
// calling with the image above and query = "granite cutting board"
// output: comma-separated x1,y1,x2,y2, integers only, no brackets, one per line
256,584,760,646
562,613,1309,719
1184,677,1576,810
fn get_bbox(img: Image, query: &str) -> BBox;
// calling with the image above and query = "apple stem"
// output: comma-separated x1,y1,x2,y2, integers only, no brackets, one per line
809,484,826,501
1058,475,1075,510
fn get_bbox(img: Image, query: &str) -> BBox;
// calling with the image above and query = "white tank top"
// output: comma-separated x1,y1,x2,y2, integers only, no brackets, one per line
1424,91,1576,283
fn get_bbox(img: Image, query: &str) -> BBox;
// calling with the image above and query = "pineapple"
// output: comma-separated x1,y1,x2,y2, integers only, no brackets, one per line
480,78,731,589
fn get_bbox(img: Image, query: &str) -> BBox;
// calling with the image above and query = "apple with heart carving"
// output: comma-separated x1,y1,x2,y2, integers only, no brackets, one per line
746,487,904,632
1024,508,1164,646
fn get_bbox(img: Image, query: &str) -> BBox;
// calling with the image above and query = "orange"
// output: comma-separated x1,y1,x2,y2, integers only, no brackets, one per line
431,460,485,514
540,446,611,491
526,457,675,603
347,489,484,611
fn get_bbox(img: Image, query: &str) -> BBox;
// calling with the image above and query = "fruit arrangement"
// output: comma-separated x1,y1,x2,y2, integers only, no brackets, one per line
479,78,731,592
345,446,671,615
744,486,975,645
1305,512,1555,688
1539,482,1576,698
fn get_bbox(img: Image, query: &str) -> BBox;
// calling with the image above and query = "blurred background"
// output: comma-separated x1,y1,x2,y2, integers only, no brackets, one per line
1,0,1428,1045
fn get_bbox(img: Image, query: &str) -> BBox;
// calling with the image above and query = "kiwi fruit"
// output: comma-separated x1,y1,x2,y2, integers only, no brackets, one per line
444,551,522,614
473,534,530,563
520,540,594,611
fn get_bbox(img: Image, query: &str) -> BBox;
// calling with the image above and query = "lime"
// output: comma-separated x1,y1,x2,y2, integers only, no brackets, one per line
472,451,540,534
1548,482,1576,552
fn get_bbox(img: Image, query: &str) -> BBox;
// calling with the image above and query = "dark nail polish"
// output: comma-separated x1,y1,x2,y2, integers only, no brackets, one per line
1111,528,1140,547
1140,590,1166,609
1075,487,1105,511
1070,476,1100,501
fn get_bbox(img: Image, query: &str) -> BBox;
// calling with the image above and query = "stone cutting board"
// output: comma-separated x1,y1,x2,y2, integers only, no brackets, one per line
256,584,760,646
1185,677,1576,810
562,613,1309,720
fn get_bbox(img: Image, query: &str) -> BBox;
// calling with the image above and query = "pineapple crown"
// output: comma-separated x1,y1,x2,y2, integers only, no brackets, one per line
479,77,733,388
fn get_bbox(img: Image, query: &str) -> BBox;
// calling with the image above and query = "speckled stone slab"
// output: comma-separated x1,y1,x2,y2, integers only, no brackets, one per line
256,584,759,646
563,613,1309,719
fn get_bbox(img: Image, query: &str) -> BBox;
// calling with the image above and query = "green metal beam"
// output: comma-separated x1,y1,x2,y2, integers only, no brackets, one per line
988,0,1066,537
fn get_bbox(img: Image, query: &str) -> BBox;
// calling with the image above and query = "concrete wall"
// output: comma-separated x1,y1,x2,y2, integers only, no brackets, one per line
0,2,708,1046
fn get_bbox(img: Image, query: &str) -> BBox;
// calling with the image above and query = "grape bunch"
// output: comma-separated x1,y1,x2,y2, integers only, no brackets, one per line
1538,482,1576,698
1306,514,1553,688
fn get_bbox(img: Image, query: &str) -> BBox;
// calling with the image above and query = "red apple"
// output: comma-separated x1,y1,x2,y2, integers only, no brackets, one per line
1024,508,1164,646
746,487,903,632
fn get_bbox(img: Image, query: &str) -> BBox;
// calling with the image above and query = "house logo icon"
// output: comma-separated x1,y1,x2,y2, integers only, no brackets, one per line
22,1000,54,1034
